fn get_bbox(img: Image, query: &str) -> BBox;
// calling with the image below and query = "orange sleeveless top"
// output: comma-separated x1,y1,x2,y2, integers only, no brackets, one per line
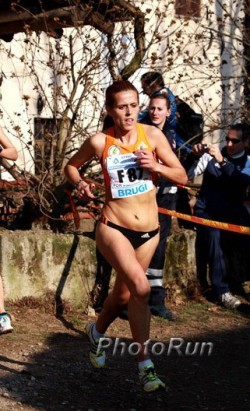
101,123,155,199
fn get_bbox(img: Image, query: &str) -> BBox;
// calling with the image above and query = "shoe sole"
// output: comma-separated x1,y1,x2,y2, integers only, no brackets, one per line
0,327,13,335
222,304,241,309
143,382,166,393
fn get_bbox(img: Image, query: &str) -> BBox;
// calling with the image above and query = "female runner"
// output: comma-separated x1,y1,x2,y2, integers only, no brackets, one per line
64,80,187,392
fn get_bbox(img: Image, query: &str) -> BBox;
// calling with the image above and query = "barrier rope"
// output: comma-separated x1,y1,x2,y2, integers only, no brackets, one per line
64,189,81,230
158,207,250,235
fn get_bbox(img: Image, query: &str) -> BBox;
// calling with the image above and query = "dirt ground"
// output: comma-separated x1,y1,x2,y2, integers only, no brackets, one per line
0,296,250,411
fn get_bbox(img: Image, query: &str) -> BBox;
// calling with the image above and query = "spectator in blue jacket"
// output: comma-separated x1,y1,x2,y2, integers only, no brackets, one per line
139,71,177,128
188,123,250,309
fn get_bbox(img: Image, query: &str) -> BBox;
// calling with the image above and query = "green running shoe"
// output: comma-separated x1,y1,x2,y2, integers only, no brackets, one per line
139,362,165,392
85,322,106,368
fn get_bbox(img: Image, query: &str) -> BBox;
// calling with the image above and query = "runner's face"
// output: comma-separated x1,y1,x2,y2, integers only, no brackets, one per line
107,90,139,131
149,97,170,129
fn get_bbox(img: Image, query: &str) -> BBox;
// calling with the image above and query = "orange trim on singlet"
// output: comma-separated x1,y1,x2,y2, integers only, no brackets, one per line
101,123,155,189
100,214,109,225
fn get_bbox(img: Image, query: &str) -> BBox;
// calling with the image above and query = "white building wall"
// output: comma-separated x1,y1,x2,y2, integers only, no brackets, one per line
0,0,246,177
131,0,245,143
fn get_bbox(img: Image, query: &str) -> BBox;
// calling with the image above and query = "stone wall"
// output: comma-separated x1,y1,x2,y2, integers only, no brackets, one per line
0,227,198,309
2,226,248,310
0,229,97,309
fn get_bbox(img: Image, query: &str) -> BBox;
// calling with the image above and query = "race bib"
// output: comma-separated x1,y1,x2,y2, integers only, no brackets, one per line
106,153,153,198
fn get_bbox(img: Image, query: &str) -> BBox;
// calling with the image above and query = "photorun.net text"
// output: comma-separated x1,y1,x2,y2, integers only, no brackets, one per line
96,337,214,357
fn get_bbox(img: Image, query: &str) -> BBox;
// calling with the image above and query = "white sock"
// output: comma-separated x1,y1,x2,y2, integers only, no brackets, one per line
92,323,104,339
138,358,153,372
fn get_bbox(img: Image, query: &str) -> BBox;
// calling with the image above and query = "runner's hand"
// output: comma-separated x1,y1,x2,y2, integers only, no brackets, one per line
135,151,159,172
75,181,95,200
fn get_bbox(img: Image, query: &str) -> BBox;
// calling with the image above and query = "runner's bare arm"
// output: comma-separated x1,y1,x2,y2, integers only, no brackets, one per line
64,133,105,199
0,126,18,161
137,125,188,185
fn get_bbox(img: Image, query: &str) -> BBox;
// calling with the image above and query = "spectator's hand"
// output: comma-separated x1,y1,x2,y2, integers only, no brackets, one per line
207,144,223,164
192,143,207,156
193,143,224,164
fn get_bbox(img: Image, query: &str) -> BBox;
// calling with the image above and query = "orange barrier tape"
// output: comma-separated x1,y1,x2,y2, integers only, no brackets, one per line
69,176,250,234
158,207,250,235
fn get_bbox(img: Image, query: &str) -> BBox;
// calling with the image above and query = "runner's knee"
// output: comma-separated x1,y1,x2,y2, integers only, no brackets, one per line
131,280,150,303
112,289,130,307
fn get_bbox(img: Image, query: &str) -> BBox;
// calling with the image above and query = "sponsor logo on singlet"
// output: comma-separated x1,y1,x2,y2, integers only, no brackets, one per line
136,142,148,150
108,145,121,156
117,183,149,198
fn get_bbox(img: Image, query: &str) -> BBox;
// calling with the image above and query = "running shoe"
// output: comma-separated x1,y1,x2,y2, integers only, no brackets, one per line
85,322,106,368
219,292,241,309
139,362,165,392
150,304,177,321
0,313,13,334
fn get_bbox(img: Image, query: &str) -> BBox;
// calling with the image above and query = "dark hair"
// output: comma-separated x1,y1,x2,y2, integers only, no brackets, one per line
105,80,139,108
149,92,171,110
102,114,114,130
229,123,250,142
141,72,165,88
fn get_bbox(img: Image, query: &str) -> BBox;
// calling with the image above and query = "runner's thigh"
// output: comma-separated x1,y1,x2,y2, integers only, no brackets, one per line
96,222,158,288
135,232,160,272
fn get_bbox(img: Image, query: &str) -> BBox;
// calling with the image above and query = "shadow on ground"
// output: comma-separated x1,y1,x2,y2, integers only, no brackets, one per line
0,312,250,411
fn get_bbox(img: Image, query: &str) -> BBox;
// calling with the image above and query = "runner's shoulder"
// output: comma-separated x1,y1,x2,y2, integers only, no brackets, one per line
88,132,106,149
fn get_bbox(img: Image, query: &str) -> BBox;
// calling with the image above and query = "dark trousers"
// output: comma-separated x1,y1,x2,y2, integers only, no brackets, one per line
195,208,250,296
147,192,177,304
195,224,229,296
